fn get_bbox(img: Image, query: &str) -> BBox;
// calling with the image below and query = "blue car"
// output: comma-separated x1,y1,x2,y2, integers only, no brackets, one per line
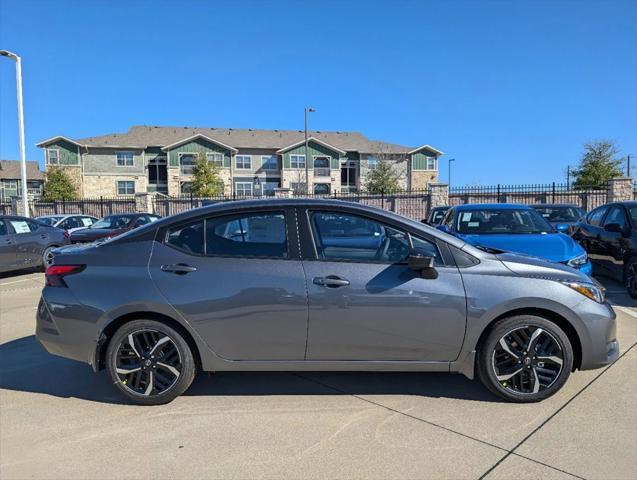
437,204,593,276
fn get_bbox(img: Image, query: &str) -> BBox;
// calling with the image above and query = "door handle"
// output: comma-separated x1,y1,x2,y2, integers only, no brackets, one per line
313,275,350,288
40,234,48,239
161,263,197,275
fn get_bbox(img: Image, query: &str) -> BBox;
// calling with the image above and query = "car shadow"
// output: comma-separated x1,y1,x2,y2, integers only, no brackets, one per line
596,275,637,308
0,335,501,405
0,267,41,280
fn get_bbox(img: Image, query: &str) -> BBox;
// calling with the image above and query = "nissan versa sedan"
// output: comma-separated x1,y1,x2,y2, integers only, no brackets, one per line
1,215,68,272
37,214,98,233
36,199,618,405
438,204,593,276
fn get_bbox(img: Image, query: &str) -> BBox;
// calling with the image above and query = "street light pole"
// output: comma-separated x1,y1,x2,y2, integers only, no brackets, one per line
1,50,29,217
448,158,455,189
304,107,315,194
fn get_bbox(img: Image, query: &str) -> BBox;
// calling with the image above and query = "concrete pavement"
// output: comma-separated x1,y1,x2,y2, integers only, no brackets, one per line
0,270,635,479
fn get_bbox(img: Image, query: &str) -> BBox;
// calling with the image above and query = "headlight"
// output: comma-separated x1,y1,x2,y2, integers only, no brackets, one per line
567,253,588,268
560,281,605,303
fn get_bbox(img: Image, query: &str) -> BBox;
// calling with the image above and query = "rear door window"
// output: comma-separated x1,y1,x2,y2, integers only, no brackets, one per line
0,219,7,236
206,212,288,258
8,219,37,234
603,206,629,230
165,220,205,255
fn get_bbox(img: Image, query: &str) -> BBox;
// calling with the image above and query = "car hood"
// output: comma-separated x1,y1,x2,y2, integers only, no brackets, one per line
495,251,595,284
457,233,584,263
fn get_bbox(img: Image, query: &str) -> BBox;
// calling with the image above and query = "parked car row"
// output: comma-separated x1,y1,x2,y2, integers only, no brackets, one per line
423,201,636,298
0,213,160,274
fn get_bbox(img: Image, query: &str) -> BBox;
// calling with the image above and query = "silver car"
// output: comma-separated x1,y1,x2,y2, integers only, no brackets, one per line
36,199,618,405
1,215,68,273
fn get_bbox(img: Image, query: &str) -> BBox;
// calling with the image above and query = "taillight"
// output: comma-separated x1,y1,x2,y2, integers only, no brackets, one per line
45,264,85,287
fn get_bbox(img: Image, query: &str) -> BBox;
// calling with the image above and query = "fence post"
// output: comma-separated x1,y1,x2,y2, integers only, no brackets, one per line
552,182,556,203
606,177,634,203
100,196,104,218
62,197,66,214
497,184,501,203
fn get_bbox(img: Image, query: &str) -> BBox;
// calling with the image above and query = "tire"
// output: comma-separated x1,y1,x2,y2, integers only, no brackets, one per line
106,319,196,405
477,315,573,403
623,257,637,299
41,245,57,270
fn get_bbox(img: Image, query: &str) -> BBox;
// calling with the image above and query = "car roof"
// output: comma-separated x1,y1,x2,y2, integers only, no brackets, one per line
121,198,470,250
453,203,534,211
531,204,581,208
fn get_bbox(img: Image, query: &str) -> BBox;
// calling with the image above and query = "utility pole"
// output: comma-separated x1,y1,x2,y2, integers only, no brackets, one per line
448,158,455,189
566,165,571,186
627,155,632,178
1,50,29,216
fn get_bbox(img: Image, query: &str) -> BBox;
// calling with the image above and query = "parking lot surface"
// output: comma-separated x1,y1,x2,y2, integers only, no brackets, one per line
1,269,635,480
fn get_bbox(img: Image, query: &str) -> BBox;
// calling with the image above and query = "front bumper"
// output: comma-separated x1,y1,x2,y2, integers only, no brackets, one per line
575,299,619,370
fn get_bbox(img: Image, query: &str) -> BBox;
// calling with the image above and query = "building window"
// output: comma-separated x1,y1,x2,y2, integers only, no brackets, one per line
117,181,135,195
426,156,437,170
261,155,278,170
235,182,253,196
179,153,197,175
290,154,306,169
116,151,134,166
367,156,379,170
46,149,60,165
290,182,307,193
236,155,252,169
207,152,224,166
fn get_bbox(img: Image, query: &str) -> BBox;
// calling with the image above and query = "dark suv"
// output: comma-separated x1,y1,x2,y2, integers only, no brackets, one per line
571,201,637,298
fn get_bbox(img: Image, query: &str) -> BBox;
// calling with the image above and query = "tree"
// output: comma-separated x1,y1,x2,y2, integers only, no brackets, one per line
364,143,407,193
572,140,624,189
43,167,78,201
191,152,224,197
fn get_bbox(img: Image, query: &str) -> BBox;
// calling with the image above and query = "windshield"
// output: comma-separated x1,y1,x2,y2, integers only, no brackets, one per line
431,209,448,223
37,216,63,226
91,215,133,229
456,208,553,234
534,206,584,222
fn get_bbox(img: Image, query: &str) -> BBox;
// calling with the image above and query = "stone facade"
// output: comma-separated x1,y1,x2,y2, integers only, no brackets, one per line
83,174,148,197
606,177,634,203
410,171,438,190
281,169,341,194
429,183,449,208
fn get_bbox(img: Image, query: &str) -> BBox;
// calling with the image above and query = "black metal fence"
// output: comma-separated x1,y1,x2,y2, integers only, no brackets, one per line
152,189,432,220
0,201,13,215
450,183,608,211
30,197,138,218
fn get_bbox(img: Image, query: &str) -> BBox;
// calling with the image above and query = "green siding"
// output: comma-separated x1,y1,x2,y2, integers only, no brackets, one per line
282,141,343,169
411,150,437,171
166,138,231,167
45,140,79,165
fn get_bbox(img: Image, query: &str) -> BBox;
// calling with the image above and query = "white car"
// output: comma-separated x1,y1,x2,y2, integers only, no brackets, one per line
36,214,98,234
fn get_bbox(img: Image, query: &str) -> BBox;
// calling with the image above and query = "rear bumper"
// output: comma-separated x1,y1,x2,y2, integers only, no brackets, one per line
35,292,97,366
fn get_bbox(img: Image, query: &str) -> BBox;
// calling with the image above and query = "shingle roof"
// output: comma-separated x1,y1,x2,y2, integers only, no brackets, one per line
0,160,44,180
68,125,435,155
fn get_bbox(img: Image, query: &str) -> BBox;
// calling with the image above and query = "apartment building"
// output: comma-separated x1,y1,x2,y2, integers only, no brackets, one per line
36,125,442,196
0,160,44,201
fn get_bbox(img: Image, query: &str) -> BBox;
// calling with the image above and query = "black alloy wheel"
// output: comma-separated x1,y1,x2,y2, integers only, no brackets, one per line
106,320,196,405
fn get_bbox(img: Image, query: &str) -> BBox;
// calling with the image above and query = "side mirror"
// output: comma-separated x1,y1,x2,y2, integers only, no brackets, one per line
555,223,569,233
436,224,451,234
604,223,625,234
407,254,438,279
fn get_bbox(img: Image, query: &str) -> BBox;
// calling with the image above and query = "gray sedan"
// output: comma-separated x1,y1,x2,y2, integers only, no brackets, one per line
0,215,68,273
36,199,618,405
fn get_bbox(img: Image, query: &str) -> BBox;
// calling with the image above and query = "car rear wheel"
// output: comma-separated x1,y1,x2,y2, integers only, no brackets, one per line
477,315,573,402
623,257,637,299
106,320,196,405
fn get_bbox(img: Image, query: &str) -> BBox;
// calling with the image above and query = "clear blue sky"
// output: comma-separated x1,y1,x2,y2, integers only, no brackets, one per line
1,0,635,185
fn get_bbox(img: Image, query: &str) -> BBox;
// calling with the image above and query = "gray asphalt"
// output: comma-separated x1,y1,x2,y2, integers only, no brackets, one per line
0,269,635,480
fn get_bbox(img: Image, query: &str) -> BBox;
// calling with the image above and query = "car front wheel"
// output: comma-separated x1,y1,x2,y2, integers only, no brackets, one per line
477,315,573,402
106,319,196,405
